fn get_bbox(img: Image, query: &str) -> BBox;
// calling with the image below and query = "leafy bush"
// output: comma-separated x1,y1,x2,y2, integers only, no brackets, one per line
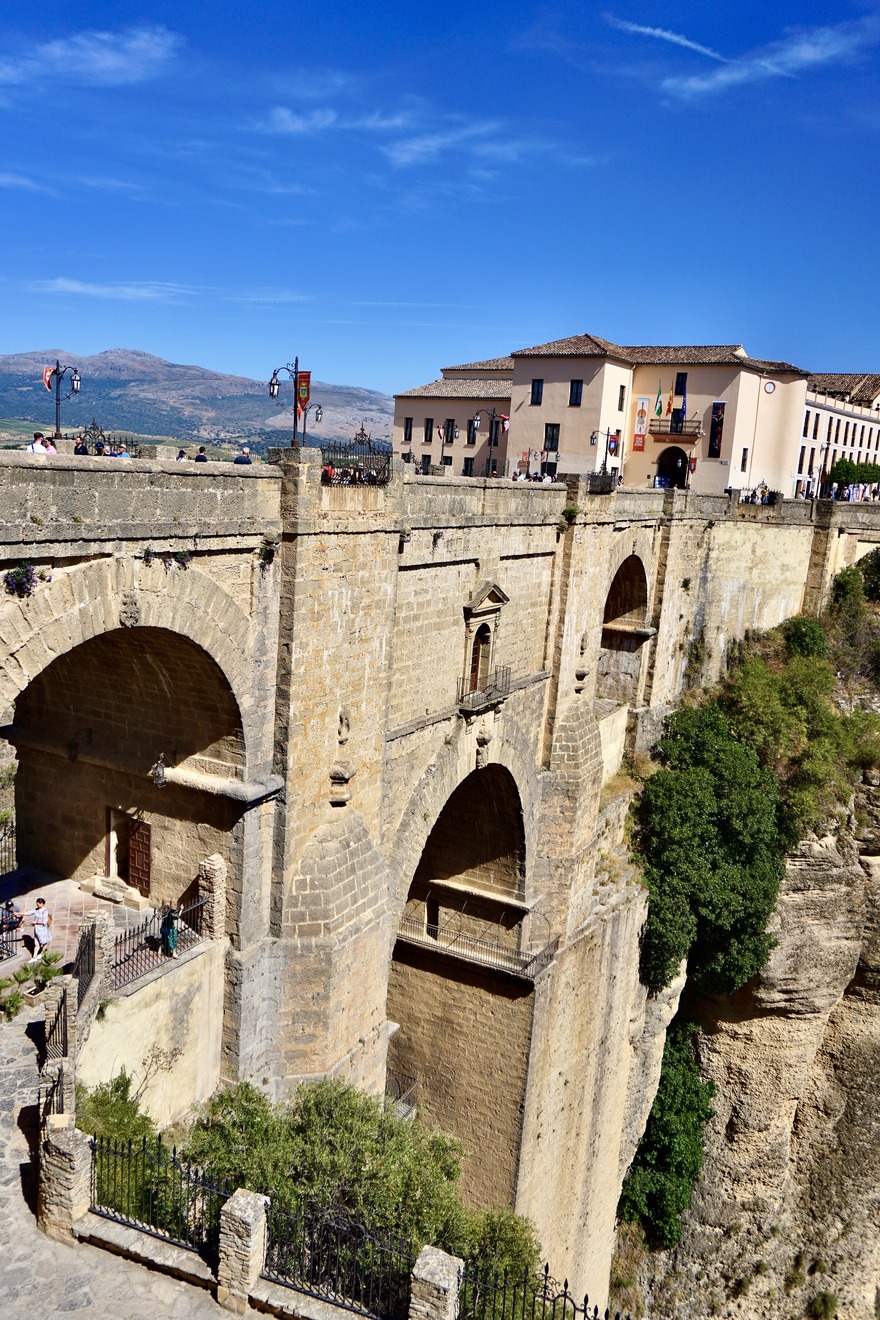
183,1079,540,1275
76,1069,157,1143
617,1019,715,1248
782,615,827,658
637,703,789,993
807,1292,837,1319
859,547,880,602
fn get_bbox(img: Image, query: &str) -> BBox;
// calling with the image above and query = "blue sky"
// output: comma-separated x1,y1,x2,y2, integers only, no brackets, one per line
2,2,879,394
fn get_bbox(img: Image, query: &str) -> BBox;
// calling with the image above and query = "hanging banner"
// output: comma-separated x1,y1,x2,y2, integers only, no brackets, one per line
42,366,54,391
634,395,649,452
708,401,725,458
689,456,698,474
297,371,311,409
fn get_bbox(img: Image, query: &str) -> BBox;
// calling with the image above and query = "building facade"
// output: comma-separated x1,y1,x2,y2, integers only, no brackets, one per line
394,333,879,496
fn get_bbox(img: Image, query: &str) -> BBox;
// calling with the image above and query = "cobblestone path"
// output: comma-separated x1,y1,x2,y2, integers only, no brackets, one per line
0,1005,222,1320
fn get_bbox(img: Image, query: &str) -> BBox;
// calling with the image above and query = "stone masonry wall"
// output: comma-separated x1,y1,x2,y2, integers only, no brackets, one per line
386,942,534,1209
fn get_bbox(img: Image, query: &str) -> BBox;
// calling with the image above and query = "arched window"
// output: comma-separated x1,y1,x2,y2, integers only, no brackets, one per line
470,623,492,692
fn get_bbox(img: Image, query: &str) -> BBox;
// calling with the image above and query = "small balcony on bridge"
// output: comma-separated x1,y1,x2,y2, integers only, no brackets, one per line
456,665,511,715
396,899,557,980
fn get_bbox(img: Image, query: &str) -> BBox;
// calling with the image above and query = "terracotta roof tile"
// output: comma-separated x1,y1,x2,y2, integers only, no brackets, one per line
441,356,514,372
808,373,880,407
395,377,512,400
509,332,806,375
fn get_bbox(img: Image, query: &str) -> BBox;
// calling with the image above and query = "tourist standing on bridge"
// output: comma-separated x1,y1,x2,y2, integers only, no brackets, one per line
233,447,252,465
26,433,47,454
23,897,51,957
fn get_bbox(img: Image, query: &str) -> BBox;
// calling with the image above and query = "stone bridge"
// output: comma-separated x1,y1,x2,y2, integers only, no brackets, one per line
0,448,877,1298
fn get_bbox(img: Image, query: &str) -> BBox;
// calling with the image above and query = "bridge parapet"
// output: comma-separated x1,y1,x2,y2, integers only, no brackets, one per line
0,453,282,556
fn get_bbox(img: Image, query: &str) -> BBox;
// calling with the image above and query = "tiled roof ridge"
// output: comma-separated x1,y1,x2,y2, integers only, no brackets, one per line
395,377,512,399
441,355,514,372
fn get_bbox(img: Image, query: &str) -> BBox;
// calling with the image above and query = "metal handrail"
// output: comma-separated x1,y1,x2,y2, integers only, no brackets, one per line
396,913,557,978
111,895,207,991
648,417,702,436
457,666,511,712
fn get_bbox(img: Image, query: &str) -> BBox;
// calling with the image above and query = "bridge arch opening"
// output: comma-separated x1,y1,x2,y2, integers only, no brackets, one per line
386,765,537,1209
596,554,651,705
7,626,244,907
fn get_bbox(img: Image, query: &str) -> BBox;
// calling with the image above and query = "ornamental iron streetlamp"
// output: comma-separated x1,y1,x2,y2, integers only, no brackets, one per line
43,360,82,438
471,406,506,476
268,357,311,448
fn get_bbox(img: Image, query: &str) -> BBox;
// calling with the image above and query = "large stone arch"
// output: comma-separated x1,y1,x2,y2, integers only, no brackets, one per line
0,557,267,769
596,553,652,705
385,706,543,923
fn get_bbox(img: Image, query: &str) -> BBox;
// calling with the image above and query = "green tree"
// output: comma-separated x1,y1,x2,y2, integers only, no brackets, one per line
637,703,788,994
183,1079,540,1275
76,1069,157,1143
617,1019,715,1248
858,547,880,602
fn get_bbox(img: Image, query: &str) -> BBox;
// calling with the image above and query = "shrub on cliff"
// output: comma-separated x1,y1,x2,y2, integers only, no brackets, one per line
617,1019,715,1249
183,1078,540,1275
636,702,789,994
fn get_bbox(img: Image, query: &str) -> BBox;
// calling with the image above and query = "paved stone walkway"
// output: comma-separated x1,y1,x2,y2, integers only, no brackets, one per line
0,1005,224,1319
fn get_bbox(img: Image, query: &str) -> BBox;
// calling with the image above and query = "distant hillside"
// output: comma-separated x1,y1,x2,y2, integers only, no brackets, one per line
0,348,393,450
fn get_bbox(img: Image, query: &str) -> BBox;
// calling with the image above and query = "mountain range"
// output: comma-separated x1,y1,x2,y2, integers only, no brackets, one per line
0,348,394,450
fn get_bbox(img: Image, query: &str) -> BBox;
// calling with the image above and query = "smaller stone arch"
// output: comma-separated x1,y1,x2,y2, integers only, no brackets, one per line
596,554,653,705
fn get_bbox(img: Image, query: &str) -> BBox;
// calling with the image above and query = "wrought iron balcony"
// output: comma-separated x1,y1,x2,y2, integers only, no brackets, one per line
396,911,557,979
648,417,703,436
456,665,511,714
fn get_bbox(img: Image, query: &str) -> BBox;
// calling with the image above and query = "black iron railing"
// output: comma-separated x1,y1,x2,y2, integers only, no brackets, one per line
648,417,702,436
0,926,24,963
320,442,391,487
396,912,558,978
457,666,511,713
383,1071,418,1119
263,1201,415,1320
46,987,68,1060
42,1067,65,1120
90,1136,229,1266
74,923,96,1008
460,1262,623,1320
0,818,14,875
111,896,207,991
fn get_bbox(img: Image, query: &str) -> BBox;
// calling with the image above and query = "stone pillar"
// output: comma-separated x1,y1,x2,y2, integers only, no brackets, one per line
38,1123,92,1241
409,1246,463,1320
217,1187,268,1314
199,853,228,942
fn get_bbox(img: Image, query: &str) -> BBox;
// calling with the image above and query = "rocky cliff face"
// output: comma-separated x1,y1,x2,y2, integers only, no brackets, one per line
635,793,880,1318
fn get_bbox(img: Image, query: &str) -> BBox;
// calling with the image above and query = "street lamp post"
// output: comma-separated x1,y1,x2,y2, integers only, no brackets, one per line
45,360,81,439
471,407,501,476
267,357,301,447
301,403,323,447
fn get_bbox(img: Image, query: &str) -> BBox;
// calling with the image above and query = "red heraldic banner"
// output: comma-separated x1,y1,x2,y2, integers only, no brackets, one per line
297,372,311,410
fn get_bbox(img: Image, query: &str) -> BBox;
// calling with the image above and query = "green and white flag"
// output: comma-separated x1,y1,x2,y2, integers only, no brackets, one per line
654,381,663,417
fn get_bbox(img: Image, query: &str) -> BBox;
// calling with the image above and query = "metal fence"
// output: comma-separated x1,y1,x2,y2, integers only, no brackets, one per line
0,818,14,875
320,442,391,487
0,926,24,964
111,895,207,991
45,987,68,1060
42,1067,65,1120
460,1263,623,1320
383,1071,418,1120
74,923,96,1007
263,1201,415,1320
397,912,557,979
90,1136,229,1265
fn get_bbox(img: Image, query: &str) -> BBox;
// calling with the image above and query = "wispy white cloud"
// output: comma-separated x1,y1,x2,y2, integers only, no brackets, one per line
383,121,506,167
0,25,180,87
262,107,338,134
32,278,196,302
663,15,880,98
604,13,727,62
0,171,46,190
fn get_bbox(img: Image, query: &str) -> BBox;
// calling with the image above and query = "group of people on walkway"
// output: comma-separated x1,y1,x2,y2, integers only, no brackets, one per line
0,895,51,957
25,432,132,458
